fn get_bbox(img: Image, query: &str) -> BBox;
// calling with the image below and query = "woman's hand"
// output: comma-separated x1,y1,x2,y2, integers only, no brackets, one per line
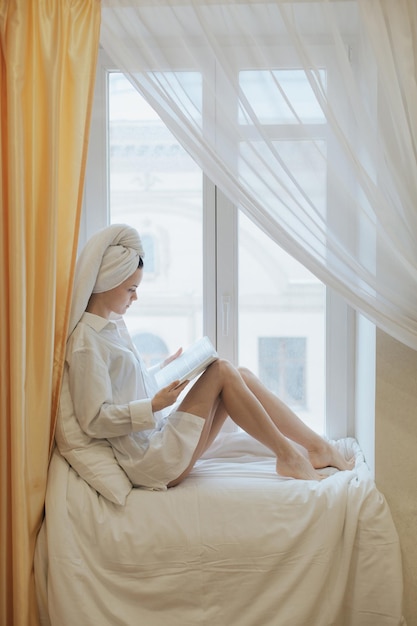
151,380,189,412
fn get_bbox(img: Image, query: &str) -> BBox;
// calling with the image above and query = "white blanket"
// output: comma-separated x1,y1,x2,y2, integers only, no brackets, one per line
35,435,404,626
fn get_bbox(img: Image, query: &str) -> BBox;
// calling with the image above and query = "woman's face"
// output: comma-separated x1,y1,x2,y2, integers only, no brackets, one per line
93,268,143,318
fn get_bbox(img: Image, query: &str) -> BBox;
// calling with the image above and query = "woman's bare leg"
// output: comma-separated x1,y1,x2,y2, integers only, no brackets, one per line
200,399,230,452
173,359,324,481
238,367,354,471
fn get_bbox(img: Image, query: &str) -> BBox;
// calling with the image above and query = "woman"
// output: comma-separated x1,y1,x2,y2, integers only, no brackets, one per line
59,224,353,493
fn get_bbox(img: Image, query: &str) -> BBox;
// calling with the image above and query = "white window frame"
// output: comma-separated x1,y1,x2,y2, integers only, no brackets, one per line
82,49,376,465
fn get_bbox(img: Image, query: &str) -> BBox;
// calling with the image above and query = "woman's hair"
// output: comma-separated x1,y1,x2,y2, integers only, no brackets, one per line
138,256,144,268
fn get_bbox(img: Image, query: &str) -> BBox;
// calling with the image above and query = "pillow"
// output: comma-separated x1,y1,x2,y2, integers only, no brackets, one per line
55,368,132,505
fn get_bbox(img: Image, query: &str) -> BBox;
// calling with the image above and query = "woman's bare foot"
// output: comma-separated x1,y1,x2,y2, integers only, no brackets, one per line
308,441,355,472
276,449,325,481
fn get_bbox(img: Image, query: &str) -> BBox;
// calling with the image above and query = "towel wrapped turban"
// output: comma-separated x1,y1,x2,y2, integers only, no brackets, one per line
68,224,144,338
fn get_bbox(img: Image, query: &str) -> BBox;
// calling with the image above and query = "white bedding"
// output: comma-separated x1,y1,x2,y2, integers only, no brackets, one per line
35,434,405,626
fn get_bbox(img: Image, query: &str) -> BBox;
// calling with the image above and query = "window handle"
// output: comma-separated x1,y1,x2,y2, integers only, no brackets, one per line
222,295,231,336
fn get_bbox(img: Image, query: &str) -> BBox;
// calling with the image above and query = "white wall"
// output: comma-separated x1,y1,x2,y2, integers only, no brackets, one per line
375,330,417,624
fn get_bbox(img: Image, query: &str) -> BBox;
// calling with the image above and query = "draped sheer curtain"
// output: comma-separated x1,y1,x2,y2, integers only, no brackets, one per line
0,2,100,624
100,0,417,351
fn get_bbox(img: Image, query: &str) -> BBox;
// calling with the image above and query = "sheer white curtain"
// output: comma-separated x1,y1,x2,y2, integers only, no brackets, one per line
100,0,417,350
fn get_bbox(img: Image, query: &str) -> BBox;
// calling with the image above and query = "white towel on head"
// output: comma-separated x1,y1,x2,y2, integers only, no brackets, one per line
68,224,144,338
93,244,140,294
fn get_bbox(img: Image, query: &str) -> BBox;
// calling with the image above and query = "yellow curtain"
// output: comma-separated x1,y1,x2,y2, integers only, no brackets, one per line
0,1,101,624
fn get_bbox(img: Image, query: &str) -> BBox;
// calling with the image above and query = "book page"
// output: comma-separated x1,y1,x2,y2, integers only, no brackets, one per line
154,336,218,389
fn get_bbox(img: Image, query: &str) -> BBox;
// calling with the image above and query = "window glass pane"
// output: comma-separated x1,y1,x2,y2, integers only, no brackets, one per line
239,69,326,124
238,211,325,434
108,72,203,362
152,71,202,126
238,67,326,434
259,337,307,406
239,140,327,250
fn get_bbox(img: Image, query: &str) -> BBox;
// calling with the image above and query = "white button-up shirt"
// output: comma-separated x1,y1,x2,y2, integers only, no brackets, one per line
59,312,203,490
66,312,164,437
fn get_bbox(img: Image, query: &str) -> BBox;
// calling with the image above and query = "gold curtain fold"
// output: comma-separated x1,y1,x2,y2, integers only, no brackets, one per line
0,1,101,624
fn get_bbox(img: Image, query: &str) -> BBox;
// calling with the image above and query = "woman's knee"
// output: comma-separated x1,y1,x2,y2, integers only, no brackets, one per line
211,360,256,385
208,357,235,378
197,358,241,390
237,365,253,382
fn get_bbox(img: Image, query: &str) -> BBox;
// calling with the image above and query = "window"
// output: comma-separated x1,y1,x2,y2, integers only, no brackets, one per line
236,67,327,430
139,234,156,277
131,332,168,368
82,49,355,437
259,337,307,406
108,71,203,358
239,69,326,124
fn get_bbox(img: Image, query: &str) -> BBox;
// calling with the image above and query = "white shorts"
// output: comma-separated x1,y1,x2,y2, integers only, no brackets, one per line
112,411,205,490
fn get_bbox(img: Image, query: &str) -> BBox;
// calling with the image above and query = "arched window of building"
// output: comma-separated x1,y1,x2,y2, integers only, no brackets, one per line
132,332,169,368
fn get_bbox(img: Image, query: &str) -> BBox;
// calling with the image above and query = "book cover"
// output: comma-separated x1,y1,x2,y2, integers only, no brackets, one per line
154,336,218,389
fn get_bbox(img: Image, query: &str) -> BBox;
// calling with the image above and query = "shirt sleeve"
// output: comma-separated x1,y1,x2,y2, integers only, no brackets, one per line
68,345,156,439
129,398,155,431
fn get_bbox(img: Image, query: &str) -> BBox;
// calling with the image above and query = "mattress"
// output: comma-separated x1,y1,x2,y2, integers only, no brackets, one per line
34,433,405,626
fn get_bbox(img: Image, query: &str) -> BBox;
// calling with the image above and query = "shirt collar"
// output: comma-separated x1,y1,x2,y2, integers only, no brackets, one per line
80,312,118,333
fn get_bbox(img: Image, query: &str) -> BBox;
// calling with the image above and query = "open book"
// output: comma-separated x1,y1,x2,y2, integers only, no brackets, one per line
154,336,218,389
